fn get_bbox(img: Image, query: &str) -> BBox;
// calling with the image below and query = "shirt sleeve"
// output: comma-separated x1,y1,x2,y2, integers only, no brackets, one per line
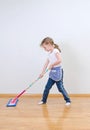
54,49,60,54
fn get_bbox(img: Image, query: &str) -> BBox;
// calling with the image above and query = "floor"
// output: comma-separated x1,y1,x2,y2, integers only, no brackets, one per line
0,95,90,130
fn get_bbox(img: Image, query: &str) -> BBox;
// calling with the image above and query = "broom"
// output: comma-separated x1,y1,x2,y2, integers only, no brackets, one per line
6,69,48,107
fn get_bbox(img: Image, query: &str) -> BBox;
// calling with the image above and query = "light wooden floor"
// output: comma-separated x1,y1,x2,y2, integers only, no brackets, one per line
0,95,90,130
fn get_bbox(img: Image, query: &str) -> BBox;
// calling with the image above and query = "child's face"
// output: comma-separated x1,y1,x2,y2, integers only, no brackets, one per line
42,43,53,52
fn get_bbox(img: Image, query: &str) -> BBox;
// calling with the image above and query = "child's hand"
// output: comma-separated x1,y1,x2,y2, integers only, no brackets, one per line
48,64,53,70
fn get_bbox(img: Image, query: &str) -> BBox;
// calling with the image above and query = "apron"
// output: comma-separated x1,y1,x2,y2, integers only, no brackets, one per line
49,66,62,81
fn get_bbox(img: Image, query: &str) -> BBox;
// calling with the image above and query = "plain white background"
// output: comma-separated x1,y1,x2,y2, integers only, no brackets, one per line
0,0,90,94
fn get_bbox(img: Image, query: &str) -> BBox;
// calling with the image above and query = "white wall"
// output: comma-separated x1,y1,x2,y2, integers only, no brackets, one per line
0,0,90,94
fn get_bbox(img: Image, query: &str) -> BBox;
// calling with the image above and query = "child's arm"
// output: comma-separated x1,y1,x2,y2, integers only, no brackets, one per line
39,59,49,78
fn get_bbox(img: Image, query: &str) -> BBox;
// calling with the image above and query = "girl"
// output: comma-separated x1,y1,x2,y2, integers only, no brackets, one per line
38,37,71,106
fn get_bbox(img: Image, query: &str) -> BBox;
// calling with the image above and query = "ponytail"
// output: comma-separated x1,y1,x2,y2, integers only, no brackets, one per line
54,43,61,52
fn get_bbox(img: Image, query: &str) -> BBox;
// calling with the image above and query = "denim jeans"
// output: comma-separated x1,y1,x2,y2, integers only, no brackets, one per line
41,69,71,103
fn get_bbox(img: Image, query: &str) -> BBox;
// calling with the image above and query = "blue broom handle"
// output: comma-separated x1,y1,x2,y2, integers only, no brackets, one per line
12,69,49,100
26,69,49,90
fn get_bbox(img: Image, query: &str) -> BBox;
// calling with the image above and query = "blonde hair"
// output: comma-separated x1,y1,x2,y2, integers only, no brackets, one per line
40,37,61,52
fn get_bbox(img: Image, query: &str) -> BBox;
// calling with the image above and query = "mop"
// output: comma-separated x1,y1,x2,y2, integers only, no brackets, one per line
6,69,48,107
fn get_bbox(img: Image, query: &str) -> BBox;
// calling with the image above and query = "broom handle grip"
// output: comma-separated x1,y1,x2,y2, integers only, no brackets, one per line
13,90,26,102
16,90,26,98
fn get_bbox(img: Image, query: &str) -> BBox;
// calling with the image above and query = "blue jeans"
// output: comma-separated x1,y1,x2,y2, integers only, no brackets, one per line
41,70,71,103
